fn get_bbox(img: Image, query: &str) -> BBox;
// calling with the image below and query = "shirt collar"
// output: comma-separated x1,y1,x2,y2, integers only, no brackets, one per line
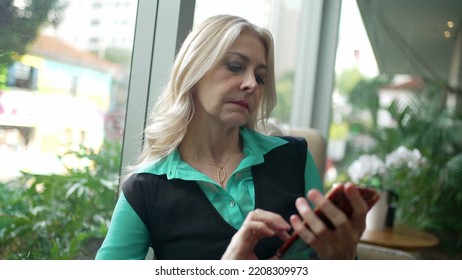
136,126,288,181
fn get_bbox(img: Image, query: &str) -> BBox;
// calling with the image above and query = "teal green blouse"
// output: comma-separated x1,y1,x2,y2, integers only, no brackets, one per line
96,127,323,260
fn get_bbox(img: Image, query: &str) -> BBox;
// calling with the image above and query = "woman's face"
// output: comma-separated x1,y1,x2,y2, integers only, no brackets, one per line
192,30,267,128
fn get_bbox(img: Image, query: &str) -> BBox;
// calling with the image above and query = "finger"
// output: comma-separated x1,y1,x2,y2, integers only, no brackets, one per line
292,198,325,242
246,209,291,232
294,197,312,221
294,197,326,237
344,182,369,213
276,230,291,241
296,195,335,241
289,214,323,249
343,182,369,230
223,210,290,260
238,209,291,244
244,220,278,240
307,189,349,232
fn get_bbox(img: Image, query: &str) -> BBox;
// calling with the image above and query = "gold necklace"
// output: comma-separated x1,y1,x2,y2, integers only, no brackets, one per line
180,145,239,186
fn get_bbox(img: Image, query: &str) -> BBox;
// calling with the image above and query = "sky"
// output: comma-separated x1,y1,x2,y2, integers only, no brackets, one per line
336,0,379,77
194,0,270,27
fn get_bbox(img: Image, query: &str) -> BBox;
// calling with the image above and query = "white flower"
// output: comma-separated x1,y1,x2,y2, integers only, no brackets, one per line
347,154,386,183
385,146,424,169
346,146,425,188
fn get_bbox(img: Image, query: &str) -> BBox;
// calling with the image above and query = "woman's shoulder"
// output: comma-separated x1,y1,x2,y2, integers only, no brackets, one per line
271,134,308,153
243,125,306,145
278,135,307,145
121,172,165,194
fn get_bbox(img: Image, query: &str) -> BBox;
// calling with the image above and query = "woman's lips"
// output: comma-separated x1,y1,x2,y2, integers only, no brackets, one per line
229,100,249,110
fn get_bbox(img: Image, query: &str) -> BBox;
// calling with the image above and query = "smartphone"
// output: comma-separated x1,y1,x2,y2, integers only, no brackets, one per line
276,183,380,258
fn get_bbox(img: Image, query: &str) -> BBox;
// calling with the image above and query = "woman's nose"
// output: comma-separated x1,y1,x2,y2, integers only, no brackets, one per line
240,72,258,93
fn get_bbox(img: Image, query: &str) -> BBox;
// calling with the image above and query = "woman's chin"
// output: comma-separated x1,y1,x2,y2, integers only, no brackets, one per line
221,111,248,124
225,117,249,128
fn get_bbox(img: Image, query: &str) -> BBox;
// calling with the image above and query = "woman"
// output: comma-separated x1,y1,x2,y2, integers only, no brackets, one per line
96,14,368,260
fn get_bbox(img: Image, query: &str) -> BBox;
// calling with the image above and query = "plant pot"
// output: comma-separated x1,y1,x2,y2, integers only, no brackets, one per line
366,190,389,230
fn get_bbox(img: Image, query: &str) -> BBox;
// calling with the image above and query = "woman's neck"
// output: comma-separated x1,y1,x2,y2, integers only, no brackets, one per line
181,122,242,164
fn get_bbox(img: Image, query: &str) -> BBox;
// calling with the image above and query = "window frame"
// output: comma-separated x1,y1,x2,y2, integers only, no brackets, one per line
121,0,340,173
121,0,195,172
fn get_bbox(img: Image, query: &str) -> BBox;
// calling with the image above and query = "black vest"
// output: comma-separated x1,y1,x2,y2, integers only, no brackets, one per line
123,136,307,260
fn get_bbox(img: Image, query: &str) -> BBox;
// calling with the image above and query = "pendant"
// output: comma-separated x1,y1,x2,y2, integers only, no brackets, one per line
217,166,226,185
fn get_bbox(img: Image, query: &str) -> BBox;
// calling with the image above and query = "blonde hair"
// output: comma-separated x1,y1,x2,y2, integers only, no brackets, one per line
123,15,277,179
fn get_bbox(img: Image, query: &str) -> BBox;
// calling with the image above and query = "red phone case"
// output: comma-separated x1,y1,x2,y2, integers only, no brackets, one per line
276,183,380,258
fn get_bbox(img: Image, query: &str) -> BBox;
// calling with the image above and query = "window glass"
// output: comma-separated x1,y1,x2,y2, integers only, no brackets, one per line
194,0,302,124
0,0,137,259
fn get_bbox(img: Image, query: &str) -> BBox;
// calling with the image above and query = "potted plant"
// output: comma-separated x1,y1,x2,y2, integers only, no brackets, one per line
383,85,462,258
346,146,425,230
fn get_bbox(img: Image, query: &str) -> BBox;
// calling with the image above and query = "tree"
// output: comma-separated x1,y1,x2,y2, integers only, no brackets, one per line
347,74,391,131
0,0,65,86
336,67,363,96
102,47,133,70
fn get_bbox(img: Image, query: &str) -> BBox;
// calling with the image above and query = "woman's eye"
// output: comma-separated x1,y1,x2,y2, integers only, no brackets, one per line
227,63,242,73
255,74,265,85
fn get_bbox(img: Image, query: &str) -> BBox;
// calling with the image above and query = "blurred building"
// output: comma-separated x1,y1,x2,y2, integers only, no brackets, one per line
43,0,138,56
0,35,121,181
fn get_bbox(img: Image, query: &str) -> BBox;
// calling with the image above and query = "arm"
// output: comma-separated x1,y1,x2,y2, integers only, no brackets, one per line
95,192,151,260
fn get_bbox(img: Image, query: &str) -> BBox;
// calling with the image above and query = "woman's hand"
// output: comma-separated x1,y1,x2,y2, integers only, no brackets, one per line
221,209,291,260
290,183,369,259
